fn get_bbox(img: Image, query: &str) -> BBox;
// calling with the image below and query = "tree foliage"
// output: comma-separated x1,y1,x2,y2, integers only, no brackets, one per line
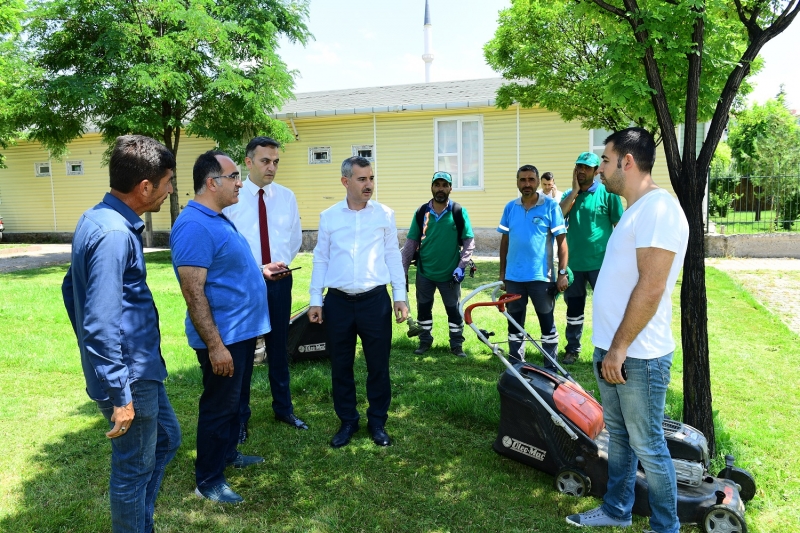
485,0,757,142
486,0,800,452
0,0,35,168
727,93,800,175
22,0,311,223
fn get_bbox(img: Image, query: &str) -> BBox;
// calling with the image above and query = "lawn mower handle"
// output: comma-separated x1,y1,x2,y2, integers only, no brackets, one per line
463,293,521,325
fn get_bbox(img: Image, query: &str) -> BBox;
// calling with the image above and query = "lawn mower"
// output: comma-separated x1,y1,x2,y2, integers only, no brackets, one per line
459,281,756,533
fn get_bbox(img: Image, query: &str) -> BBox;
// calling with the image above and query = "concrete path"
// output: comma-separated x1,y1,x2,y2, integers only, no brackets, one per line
0,244,166,273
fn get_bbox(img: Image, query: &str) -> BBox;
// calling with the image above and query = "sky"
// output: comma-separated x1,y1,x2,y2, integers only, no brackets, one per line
277,0,800,110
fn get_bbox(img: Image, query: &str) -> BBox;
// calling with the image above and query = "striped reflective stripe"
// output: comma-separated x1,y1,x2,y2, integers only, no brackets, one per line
566,315,585,325
541,333,559,343
552,224,566,232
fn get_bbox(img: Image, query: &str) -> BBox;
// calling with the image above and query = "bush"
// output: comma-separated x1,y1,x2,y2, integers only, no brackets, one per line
708,178,739,217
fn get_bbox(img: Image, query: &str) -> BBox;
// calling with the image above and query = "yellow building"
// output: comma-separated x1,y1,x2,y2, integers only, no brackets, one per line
271,78,675,231
0,78,679,237
0,133,215,235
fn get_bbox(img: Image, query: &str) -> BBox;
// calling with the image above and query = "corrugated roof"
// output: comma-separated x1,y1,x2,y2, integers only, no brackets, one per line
272,77,505,119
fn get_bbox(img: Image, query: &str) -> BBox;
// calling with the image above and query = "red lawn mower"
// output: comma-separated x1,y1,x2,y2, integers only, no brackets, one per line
459,281,756,533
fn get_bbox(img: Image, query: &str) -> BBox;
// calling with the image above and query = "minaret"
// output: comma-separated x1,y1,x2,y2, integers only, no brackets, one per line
422,0,434,83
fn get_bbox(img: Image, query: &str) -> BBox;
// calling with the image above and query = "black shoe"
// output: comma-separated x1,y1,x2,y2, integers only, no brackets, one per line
330,422,359,448
225,451,265,469
195,483,243,504
414,343,431,355
368,425,392,447
275,413,309,430
237,422,248,444
450,346,467,358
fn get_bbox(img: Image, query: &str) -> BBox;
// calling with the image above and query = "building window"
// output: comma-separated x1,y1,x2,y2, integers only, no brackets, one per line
35,162,51,177
678,122,707,158
66,160,84,175
434,116,483,189
352,144,374,162
308,146,332,165
590,129,613,158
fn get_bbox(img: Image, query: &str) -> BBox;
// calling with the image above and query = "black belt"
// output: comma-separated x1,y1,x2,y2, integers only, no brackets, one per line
327,285,386,301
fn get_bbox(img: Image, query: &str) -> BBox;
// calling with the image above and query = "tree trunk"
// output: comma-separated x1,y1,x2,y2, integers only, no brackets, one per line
678,161,715,455
169,169,180,226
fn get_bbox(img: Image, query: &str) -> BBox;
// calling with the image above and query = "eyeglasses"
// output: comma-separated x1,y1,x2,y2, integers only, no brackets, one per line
214,172,241,181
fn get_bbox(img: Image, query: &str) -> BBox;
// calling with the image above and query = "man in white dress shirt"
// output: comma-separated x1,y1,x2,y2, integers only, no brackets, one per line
308,156,408,448
223,136,308,437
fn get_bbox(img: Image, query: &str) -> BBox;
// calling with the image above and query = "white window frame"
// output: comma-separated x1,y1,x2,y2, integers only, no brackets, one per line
589,129,614,158
434,115,484,190
308,146,332,165
351,144,374,162
35,161,52,177
66,160,84,175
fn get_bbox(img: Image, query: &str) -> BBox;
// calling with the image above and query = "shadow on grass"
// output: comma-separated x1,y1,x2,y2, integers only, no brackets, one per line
0,263,70,279
0,363,608,532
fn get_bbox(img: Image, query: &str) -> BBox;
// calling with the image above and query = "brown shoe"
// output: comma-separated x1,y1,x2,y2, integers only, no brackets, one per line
562,351,579,365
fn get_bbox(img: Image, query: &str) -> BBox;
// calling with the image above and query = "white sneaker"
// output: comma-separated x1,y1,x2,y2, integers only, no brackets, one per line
566,506,632,527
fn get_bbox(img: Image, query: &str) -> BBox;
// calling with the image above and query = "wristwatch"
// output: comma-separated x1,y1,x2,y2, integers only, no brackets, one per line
558,268,567,275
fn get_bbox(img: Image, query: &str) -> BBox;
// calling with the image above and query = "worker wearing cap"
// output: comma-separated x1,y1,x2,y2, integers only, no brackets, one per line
401,171,476,358
558,152,624,365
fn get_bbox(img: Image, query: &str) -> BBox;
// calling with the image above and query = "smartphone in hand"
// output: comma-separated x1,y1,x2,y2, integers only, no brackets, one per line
596,361,627,381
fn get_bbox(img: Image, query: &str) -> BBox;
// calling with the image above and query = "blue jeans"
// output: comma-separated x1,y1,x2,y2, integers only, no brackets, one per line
564,269,599,354
195,338,256,491
97,380,181,533
415,272,464,349
594,348,679,533
504,280,558,369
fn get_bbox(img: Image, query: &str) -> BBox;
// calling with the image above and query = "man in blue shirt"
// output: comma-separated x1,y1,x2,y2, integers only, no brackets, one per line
498,165,569,369
62,135,182,533
171,150,289,504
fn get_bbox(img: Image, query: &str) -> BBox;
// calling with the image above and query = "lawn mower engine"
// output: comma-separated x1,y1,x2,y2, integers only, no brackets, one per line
664,418,708,487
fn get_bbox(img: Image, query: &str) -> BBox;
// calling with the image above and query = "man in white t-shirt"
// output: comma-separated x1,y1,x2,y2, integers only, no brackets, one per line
566,128,688,533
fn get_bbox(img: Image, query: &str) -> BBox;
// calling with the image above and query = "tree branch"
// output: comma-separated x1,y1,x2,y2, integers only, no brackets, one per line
587,0,627,19
698,1,800,173
680,2,705,199
732,0,748,27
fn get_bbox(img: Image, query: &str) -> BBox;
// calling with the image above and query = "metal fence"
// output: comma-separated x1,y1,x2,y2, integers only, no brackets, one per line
706,173,800,234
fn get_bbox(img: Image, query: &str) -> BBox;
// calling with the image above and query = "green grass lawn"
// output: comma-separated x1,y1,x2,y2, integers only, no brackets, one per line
0,253,797,532
709,209,799,234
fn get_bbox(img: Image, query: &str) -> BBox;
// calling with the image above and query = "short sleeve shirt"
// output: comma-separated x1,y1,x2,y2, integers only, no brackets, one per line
497,194,566,282
560,182,624,271
406,201,474,282
170,201,271,349
592,189,689,358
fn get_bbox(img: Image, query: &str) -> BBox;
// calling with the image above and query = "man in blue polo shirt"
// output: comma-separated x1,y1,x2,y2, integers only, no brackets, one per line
171,150,290,504
498,164,569,369
559,152,624,365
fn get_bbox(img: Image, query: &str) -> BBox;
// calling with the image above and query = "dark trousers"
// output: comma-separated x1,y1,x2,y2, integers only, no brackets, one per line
239,275,294,425
324,286,392,428
505,280,558,370
564,269,600,354
195,338,256,490
415,272,464,349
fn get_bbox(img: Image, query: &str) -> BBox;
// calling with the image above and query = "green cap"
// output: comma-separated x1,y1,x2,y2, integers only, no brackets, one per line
576,152,601,167
432,171,452,184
